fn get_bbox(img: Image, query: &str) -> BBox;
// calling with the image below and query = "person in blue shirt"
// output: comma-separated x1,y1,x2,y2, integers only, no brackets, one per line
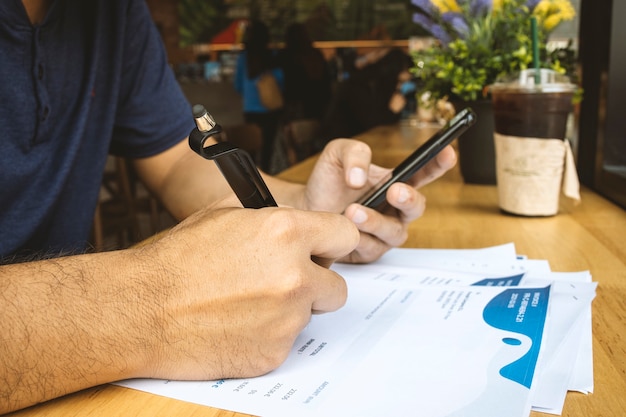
234,19,284,172
0,1,457,413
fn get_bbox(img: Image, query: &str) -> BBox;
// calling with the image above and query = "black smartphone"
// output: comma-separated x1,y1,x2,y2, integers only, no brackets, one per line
356,107,477,211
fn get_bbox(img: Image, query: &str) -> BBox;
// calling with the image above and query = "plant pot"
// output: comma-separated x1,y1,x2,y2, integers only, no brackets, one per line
453,100,497,185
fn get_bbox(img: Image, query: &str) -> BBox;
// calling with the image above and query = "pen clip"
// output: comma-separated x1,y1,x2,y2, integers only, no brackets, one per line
188,105,277,209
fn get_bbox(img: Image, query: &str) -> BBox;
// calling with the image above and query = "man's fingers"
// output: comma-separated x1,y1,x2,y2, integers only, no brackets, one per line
320,139,373,188
409,145,457,188
309,267,348,313
384,183,427,223
286,210,358,313
296,209,360,261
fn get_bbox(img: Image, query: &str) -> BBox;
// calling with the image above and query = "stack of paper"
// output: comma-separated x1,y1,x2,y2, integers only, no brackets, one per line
117,243,596,417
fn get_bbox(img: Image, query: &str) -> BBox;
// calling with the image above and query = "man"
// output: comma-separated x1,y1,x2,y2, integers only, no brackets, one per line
0,0,456,413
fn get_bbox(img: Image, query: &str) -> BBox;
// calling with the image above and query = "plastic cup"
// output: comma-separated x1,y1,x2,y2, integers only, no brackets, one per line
490,69,577,216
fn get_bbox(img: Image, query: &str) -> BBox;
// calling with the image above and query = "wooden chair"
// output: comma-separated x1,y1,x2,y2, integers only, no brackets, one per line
92,157,165,252
92,124,262,251
283,119,321,166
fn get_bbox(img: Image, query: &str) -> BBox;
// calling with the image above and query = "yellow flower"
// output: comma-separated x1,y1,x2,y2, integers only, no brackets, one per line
533,0,576,31
431,0,460,14
492,0,504,12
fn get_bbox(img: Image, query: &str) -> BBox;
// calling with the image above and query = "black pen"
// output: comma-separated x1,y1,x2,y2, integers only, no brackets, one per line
188,105,277,209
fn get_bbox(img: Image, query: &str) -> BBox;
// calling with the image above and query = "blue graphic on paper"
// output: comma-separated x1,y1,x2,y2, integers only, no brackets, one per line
471,273,525,287
482,286,550,388
502,337,522,346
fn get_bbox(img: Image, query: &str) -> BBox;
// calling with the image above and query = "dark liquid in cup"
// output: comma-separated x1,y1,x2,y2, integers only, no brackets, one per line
492,91,573,139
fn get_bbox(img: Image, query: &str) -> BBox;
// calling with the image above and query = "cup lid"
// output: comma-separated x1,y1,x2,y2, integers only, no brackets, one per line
489,69,577,93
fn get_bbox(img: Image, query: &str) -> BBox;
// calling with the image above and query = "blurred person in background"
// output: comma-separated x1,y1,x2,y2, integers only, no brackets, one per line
234,19,283,171
318,45,412,145
277,22,332,124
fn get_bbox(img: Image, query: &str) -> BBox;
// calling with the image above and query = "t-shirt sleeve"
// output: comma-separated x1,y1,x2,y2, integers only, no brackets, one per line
109,0,195,158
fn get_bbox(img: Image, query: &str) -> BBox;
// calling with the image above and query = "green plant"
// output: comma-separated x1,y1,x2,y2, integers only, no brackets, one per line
410,0,577,102
178,0,220,47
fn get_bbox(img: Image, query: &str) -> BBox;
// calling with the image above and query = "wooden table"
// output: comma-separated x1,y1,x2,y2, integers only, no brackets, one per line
8,123,626,417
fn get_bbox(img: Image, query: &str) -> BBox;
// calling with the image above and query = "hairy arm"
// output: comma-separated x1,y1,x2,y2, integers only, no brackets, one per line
0,207,358,414
0,250,156,413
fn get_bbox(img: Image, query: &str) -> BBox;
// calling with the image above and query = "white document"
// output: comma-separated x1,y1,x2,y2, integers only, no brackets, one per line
333,262,596,415
118,284,552,417
332,262,532,287
374,242,519,266
364,250,595,415
116,245,595,417
527,275,596,414
548,271,595,395
371,244,552,282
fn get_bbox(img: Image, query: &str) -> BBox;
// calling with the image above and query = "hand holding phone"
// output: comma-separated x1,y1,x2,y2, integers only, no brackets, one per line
355,107,477,211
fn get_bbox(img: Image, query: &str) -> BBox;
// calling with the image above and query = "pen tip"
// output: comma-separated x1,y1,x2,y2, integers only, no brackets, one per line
192,104,207,118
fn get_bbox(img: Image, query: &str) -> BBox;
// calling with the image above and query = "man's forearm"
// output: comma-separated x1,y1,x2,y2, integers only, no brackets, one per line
0,250,154,414
135,138,307,219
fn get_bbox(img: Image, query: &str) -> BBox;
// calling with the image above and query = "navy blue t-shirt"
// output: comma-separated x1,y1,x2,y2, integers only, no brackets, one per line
0,0,195,258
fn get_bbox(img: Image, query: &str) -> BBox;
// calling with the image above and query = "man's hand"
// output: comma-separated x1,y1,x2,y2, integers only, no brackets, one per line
135,135,455,265
301,139,457,263
143,206,359,380
0,206,359,413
